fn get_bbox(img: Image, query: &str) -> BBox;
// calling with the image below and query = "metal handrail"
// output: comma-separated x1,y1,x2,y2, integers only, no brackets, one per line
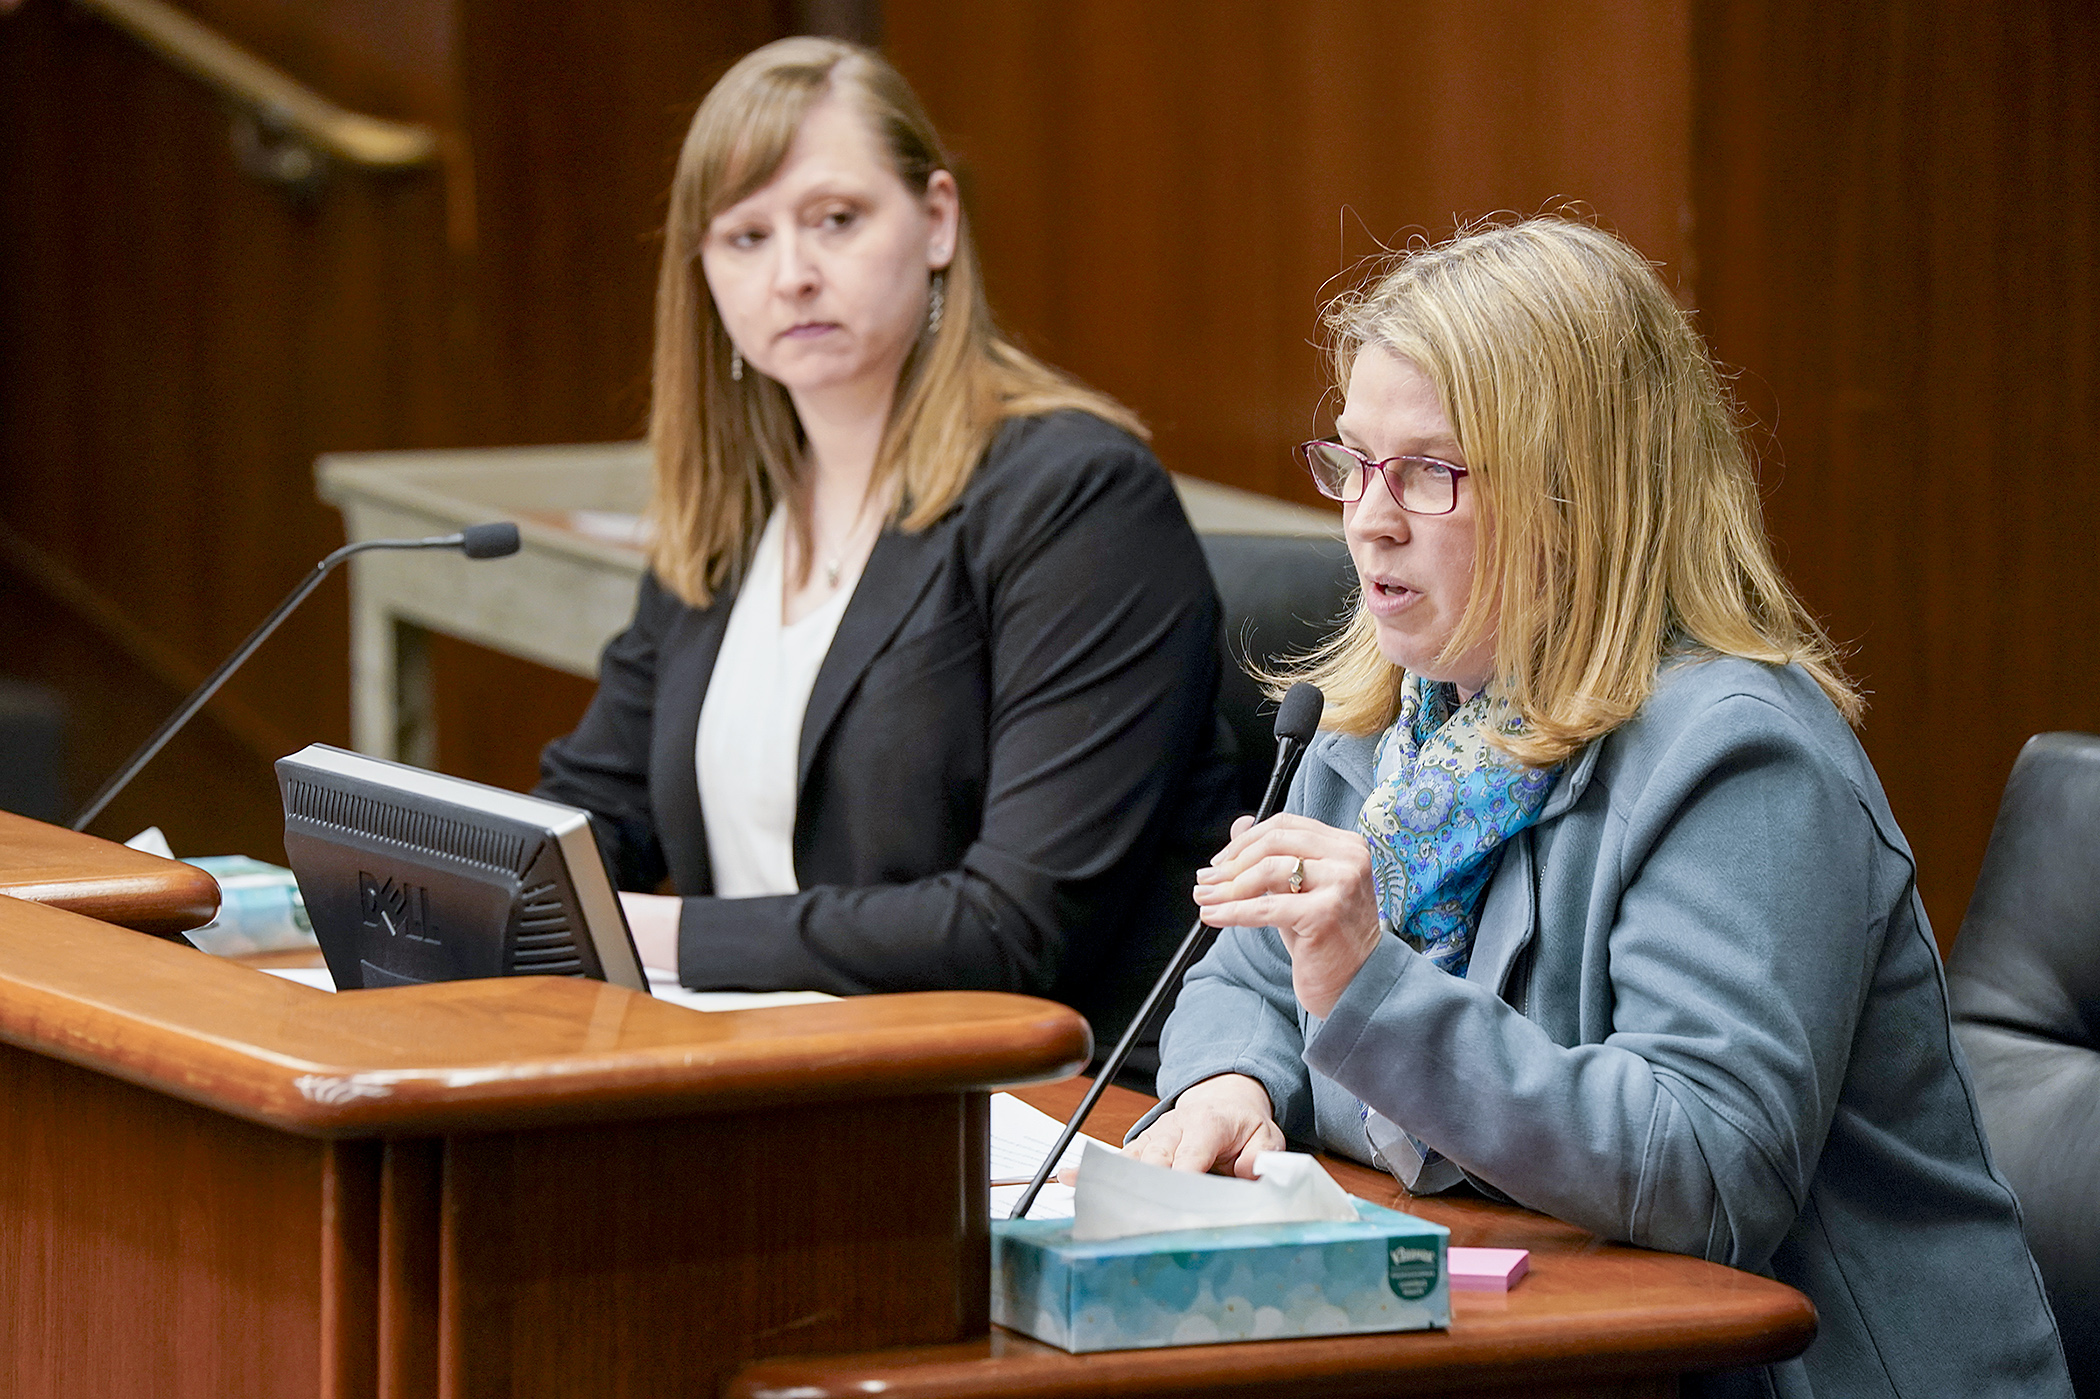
72,0,437,169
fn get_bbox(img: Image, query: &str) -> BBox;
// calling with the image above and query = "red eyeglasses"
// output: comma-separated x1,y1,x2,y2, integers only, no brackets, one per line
1297,440,1469,515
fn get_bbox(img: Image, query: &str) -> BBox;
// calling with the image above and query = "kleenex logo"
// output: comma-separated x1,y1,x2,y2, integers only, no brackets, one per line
1387,1241,1440,1301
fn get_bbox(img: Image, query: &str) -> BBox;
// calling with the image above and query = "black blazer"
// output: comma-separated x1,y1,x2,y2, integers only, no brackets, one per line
537,411,1235,1051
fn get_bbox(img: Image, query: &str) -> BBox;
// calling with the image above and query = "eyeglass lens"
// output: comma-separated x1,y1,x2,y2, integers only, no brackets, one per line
1302,443,1458,514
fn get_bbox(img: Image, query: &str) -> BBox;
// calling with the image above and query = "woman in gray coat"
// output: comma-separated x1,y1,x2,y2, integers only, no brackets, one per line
1127,219,2071,1398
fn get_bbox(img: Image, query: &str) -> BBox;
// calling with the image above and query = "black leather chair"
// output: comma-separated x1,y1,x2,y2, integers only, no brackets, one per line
1198,532,1357,812
1946,732,2100,1395
1099,531,1353,1090
0,678,66,824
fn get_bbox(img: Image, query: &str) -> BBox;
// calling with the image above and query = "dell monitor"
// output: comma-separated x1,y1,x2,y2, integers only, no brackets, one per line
275,743,648,993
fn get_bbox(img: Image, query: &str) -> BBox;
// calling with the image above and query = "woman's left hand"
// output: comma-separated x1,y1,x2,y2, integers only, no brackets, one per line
1192,813,1382,1019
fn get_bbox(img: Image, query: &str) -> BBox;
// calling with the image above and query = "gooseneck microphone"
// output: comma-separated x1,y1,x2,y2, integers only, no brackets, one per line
1009,681,1327,1220
70,523,523,832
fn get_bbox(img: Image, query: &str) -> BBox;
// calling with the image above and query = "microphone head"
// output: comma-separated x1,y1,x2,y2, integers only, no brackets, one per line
1273,682,1325,745
459,522,522,559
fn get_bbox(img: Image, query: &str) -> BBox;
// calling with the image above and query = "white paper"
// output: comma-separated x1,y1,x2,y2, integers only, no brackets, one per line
652,987,839,1011
261,963,837,1013
985,1093,1113,1222
1070,1141,1359,1241
643,966,837,1011
262,966,337,991
991,1181,1074,1221
989,1091,1114,1184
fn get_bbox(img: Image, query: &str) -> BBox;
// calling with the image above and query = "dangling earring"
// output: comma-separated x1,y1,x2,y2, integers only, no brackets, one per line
730,347,744,382
927,273,945,336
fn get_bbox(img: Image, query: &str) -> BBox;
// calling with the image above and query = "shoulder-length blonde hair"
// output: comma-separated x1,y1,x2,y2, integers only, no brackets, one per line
1290,218,1859,765
648,36,1142,606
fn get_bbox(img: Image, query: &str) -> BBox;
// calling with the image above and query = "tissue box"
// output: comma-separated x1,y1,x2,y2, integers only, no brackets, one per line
180,855,317,956
993,1198,1449,1352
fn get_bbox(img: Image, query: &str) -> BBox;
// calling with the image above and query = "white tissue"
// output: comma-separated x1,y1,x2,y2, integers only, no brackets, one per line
125,827,175,859
1069,1141,1360,1242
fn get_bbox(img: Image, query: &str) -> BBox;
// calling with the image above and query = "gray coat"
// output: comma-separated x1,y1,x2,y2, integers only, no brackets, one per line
1143,657,2070,1397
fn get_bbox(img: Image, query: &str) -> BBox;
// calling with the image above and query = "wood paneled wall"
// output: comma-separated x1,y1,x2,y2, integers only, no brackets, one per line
889,0,1692,505
0,0,464,857
4,0,2093,945
886,0,2098,946
1692,0,2100,943
0,0,777,852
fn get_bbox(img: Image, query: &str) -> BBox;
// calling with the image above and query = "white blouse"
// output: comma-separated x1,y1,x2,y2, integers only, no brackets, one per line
695,506,862,897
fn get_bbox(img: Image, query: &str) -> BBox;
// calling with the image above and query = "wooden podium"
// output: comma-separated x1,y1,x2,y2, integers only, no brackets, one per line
0,815,1089,1399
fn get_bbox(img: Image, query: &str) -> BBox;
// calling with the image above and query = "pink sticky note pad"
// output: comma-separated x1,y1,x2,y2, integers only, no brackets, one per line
1447,1246,1530,1291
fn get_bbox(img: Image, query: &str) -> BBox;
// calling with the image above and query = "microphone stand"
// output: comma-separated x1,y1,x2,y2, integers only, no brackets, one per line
71,526,520,833
1008,683,1325,1220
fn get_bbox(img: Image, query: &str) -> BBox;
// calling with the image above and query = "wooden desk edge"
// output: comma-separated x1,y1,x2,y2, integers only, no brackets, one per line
0,898,1091,1136
0,811,220,934
723,1291,1818,1399
723,1258,1817,1399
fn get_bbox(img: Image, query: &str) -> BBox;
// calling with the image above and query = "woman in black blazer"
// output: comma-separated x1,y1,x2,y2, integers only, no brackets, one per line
536,37,1231,1052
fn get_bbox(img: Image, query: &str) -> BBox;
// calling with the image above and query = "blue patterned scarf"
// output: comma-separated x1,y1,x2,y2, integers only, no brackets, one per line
1356,675,1559,977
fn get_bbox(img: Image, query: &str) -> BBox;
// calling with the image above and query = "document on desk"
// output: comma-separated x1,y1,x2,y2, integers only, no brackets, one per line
642,967,837,1011
260,964,837,1013
988,1092,1117,1221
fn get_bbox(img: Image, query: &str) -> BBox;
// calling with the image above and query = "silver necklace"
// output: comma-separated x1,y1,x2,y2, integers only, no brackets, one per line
817,493,881,590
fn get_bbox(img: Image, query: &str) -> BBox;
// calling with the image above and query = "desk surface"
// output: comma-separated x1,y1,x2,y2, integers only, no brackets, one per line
729,1078,1817,1399
0,810,218,935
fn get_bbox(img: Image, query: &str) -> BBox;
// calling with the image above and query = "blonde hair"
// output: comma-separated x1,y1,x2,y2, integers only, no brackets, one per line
648,36,1142,605
1288,218,1859,765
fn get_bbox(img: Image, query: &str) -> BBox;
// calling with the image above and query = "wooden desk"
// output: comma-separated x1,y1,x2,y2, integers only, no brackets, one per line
0,893,1090,1399
728,1079,1817,1399
0,816,1814,1396
0,808,219,935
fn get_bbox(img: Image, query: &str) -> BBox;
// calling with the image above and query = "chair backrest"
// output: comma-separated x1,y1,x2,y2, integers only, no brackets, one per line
1198,533,1356,812
1946,732,2100,1394
0,678,66,824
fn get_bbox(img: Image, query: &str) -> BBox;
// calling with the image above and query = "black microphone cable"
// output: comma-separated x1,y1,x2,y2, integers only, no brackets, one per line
70,523,523,832
1008,681,1327,1220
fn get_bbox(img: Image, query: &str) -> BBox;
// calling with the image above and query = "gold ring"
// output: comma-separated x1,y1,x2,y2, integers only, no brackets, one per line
1288,858,1306,894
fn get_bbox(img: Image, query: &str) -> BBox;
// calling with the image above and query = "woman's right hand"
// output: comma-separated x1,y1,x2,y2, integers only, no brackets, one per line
1122,1073,1284,1177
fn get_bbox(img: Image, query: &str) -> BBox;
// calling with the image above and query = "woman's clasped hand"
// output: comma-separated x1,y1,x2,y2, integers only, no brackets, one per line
1132,808,1381,1180
1190,813,1380,1020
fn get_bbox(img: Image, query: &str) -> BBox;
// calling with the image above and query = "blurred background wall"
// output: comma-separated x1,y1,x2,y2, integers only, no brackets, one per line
1,0,2092,952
